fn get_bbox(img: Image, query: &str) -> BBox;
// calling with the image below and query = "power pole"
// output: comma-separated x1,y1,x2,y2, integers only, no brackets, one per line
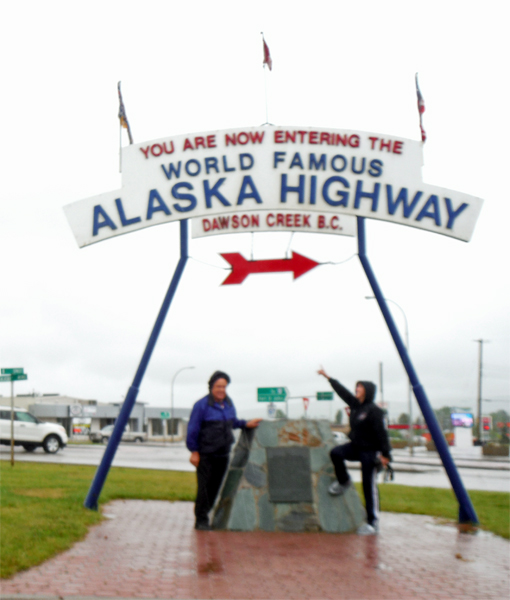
474,339,488,442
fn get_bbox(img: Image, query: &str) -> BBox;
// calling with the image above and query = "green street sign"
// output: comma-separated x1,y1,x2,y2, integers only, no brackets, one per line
317,391,334,401
160,411,170,419
11,373,27,381
0,375,12,382
1,368,24,375
257,387,288,402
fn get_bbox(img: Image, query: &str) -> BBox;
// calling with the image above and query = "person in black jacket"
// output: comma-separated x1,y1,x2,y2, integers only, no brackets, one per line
318,367,391,535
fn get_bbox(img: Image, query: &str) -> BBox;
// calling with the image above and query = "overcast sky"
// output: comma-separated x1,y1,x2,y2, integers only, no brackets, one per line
1,1,508,422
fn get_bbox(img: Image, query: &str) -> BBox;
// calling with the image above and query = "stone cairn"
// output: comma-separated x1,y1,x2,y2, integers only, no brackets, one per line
212,419,365,532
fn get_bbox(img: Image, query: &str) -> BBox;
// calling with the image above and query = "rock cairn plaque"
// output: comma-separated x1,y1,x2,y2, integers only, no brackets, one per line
212,419,365,532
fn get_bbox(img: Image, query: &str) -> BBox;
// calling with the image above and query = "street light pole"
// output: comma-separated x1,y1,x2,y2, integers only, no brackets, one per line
474,339,488,443
366,296,413,454
171,366,195,443
379,361,388,425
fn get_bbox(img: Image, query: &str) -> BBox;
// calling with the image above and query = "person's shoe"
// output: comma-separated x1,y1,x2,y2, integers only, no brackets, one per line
328,479,352,496
357,523,377,535
195,522,213,531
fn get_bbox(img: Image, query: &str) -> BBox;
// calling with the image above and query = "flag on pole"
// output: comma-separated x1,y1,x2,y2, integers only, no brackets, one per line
117,81,133,145
415,73,426,143
262,35,272,71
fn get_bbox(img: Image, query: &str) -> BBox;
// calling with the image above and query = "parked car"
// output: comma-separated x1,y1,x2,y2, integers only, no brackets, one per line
89,424,147,444
0,406,68,453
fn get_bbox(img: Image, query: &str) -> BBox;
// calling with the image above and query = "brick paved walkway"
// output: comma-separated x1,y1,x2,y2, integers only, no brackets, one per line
1,500,509,600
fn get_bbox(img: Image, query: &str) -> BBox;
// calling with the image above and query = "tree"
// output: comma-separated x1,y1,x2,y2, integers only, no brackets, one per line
490,409,510,424
398,413,409,425
335,410,343,425
275,409,286,419
434,407,453,431
490,409,510,444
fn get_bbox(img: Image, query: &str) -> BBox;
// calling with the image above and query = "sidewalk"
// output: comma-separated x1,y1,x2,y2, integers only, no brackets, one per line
2,500,509,600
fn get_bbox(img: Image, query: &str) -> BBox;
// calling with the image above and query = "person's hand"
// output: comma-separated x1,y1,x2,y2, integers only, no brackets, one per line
380,456,390,467
189,451,200,468
317,366,329,379
246,418,263,429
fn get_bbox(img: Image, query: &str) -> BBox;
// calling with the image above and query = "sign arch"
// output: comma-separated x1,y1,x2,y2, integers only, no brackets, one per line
77,125,481,526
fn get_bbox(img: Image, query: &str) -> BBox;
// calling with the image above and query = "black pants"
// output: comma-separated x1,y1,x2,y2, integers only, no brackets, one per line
330,442,380,526
194,454,229,526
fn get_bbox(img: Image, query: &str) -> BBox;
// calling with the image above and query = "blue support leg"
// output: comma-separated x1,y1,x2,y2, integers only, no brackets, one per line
84,220,189,510
357,217,478,524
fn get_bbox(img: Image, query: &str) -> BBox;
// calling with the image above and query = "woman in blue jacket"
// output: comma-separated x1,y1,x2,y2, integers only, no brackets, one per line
187,370,261,530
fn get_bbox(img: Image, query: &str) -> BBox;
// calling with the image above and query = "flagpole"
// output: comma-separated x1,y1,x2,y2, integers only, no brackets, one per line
263,63,269,125
119,121,122,173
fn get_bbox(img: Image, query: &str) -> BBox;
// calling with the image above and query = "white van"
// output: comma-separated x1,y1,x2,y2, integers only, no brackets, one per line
0,406,68,453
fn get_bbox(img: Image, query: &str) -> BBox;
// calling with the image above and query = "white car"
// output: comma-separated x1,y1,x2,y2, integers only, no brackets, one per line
89,424,147,444
0,406,68,453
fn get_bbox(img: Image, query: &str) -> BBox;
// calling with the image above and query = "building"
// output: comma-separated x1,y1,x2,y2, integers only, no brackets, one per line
4,394,190,442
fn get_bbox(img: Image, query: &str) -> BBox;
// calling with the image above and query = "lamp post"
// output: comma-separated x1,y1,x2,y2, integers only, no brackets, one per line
170,366,195,443
366,296,413,455
474,339,489,444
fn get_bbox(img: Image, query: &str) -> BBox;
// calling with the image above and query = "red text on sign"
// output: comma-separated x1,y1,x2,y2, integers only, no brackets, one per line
368,137,403,154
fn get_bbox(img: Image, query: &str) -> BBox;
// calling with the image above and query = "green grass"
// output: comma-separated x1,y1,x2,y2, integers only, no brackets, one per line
1,461,508,579
0,462,196,579
362,483,509,540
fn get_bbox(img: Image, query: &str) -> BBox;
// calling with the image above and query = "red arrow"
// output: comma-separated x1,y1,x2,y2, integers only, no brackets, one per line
220,251,320,285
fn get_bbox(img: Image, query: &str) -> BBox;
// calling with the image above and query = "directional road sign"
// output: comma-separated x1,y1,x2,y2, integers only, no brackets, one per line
0,375,12,382
317,391,334,401
1,368,24,375
160,411,170,419
257,387,288,403
11,373,27,381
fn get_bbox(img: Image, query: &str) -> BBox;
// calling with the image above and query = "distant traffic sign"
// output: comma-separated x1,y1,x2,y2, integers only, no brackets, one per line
11,373,27,381
1,368,24,375
317,392,333,401
160,411,170,419
0,375,12,382
257,387,288,402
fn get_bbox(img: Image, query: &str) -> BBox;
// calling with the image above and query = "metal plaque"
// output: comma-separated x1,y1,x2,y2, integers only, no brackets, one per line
266,447,313,503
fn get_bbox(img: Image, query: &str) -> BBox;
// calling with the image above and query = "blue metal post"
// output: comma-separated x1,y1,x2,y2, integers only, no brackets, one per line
357,217,478,524
84,220,189,510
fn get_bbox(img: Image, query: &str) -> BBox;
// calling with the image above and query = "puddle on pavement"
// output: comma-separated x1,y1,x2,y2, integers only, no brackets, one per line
425,518,495,537
198,559,224,574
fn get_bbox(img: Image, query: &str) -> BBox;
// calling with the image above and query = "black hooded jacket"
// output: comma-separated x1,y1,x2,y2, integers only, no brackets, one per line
329,377,392,459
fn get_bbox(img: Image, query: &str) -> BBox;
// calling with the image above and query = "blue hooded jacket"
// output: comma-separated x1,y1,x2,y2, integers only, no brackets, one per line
186,394,246,456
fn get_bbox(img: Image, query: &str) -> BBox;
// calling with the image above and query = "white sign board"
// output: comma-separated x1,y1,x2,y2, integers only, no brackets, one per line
191,210,356,238
64,126,483,247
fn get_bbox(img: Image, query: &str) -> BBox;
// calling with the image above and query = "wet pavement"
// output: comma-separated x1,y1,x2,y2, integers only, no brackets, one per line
1,500,509,600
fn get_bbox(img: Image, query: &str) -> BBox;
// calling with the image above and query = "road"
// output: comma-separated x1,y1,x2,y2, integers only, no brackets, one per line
1,442,509,492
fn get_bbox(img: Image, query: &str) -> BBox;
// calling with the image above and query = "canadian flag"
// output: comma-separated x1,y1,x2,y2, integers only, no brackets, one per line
415,73,426,142
262,36,272,71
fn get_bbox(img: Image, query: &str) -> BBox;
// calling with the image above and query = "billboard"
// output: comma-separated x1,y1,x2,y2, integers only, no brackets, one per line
450,412,474,428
